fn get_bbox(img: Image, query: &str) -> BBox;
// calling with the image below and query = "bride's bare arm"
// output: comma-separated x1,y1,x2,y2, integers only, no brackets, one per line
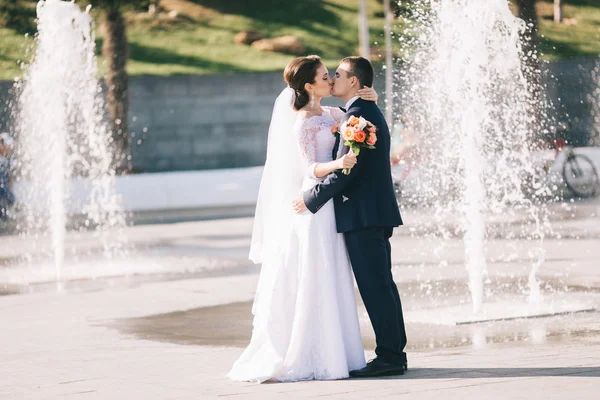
357,86,378,103
312,150,356,179
296,119,356,179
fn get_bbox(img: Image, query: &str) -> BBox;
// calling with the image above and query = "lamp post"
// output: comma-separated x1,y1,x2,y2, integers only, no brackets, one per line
554,0,563,23
384,0,394,124
359,0,370,60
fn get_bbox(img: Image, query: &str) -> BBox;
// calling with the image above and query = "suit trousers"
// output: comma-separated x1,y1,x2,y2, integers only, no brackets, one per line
344,226,407,365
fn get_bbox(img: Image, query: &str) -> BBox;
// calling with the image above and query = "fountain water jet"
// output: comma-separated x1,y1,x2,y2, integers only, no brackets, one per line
590,60,600,146
12,0,125,282
395,0,550,314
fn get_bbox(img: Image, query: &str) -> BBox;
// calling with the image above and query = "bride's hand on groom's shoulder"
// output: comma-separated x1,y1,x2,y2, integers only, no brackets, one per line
357,87,378,103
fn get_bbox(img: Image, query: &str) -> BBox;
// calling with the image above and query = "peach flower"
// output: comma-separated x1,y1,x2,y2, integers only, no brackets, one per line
357,118,367,130
366,133,377,146
347,116,360,126
342,126,354,141
331,124,339,135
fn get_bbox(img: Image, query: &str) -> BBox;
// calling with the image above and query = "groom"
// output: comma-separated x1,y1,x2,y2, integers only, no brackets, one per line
293,56,407,377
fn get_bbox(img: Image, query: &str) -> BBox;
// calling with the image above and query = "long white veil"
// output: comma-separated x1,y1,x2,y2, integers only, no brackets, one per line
249,87,304,264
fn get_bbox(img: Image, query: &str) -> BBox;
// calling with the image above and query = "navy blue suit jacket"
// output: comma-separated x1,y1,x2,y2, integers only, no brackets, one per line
303,98,403,233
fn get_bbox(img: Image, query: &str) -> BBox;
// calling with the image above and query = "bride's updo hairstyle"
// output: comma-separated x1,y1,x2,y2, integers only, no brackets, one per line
284,55,322,111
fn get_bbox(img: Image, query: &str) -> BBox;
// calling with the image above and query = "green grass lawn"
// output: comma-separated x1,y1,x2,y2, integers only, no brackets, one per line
121,0,399,76
0,0,599,81
535,0,600,60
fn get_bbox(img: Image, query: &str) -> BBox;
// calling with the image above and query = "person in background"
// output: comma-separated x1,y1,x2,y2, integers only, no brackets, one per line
390,114,419,165
0,132,16,220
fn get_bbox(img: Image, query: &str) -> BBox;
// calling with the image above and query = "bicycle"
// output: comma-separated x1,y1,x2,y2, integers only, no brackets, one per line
541,136,599,199
560,147,599,198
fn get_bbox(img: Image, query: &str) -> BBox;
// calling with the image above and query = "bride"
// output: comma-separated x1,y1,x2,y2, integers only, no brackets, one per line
227,55,378,383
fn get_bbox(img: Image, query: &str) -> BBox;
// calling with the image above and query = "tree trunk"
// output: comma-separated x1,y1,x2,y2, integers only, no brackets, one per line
554,0,563,23
517,0,538,60
517,0,541,82
102,8,130,172
516,0,544,141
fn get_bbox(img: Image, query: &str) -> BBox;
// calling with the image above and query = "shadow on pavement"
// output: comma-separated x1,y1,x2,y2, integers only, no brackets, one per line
365,367,600,379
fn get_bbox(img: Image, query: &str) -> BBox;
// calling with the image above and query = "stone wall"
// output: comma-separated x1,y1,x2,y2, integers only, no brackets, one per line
126,72,350,172
545,58,600,146
1,58,598,172
127,73,282,172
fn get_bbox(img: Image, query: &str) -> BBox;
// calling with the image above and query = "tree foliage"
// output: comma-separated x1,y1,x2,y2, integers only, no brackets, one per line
0,0,35,34
88,0,151,12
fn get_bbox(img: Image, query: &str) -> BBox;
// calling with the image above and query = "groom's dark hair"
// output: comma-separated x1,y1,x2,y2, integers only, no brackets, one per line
341,56,374,88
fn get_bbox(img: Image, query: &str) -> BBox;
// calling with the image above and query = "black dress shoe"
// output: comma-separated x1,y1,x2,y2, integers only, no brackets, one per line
349,358,406,378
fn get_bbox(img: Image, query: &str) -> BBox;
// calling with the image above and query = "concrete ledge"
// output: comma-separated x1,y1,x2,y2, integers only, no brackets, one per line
12,166,263,215
114,167,262,212
4,147,600,230
129,205,257,225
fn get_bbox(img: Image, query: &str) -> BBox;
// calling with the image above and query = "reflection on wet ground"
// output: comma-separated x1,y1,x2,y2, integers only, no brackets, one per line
109,286,600,352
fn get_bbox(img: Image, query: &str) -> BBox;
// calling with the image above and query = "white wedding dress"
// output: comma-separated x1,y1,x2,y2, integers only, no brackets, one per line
227,106,366,383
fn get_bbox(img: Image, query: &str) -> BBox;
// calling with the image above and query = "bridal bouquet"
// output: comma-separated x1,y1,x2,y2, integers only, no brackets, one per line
332,115,378,174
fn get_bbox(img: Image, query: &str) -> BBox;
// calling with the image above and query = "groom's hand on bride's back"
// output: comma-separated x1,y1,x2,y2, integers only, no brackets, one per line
292,195,308,214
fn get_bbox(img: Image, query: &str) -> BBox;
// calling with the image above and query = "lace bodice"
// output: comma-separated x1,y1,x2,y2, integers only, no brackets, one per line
294,107,345,178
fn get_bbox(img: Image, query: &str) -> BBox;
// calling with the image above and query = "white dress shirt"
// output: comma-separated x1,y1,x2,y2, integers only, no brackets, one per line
345,95,360,111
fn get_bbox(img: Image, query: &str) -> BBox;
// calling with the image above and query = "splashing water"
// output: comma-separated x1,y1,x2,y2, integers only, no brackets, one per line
13,0,126,281
590,60,600,146
395,0,550,313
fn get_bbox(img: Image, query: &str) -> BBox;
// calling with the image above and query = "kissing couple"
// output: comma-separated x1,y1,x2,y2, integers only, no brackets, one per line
228,55,407,382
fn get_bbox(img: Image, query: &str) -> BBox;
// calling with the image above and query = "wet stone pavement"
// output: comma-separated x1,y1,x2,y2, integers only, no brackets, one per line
1,199,600,398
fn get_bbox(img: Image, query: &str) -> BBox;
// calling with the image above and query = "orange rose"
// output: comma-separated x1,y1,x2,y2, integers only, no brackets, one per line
368,126,376,134
347,116,360,126
367,133,377,146
331,124,339,135
355,131,367,143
